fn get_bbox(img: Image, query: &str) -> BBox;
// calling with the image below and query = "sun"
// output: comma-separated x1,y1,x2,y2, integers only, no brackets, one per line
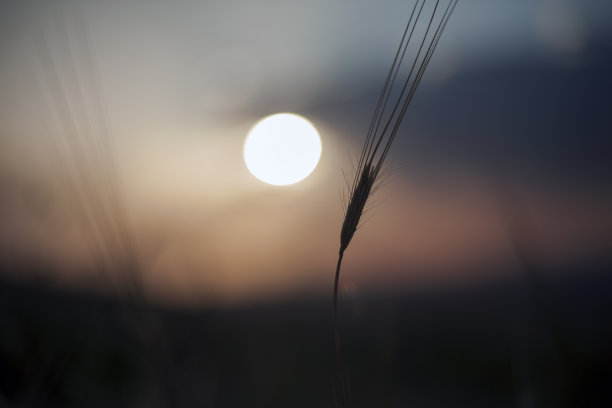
243,113,322,186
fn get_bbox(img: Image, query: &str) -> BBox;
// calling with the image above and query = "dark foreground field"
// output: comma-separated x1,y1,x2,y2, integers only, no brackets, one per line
1,261,611,408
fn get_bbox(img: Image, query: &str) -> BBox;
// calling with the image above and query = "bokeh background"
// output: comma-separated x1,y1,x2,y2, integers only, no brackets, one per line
1,0,611,407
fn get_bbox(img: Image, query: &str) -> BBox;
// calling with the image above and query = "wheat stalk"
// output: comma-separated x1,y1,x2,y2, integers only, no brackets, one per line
333,1,458,406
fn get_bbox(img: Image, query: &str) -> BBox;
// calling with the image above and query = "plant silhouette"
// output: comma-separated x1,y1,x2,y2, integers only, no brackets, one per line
332,1,458,406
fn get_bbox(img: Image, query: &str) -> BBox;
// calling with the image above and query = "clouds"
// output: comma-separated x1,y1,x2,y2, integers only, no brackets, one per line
1,0,611,305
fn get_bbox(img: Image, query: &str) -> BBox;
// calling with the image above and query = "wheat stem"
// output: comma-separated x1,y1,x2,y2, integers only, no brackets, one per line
333,249,347,407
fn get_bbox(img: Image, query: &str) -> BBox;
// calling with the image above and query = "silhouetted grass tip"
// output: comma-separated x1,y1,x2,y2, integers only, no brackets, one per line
339,0,457,254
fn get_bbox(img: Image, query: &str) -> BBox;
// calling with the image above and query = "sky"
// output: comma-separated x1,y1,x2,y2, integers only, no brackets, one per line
0,0,611,306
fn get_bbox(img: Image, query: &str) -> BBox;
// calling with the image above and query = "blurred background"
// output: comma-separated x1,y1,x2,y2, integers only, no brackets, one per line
0,0,611,406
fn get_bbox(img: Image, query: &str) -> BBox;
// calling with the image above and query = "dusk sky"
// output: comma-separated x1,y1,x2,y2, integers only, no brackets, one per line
1,0,611,306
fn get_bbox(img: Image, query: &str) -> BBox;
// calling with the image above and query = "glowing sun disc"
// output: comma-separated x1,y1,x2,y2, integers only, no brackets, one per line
244,113,322,186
